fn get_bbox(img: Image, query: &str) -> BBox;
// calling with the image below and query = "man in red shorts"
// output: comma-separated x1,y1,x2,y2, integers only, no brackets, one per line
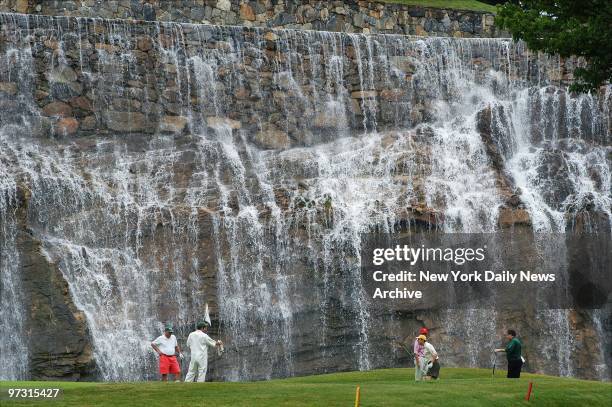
151,324,183,382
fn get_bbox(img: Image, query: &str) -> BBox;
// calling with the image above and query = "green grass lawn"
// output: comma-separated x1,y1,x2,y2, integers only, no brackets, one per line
382,1,498,13
1,368,610,406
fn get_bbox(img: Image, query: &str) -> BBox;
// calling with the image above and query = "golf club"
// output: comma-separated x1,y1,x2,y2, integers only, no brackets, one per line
393,340,415,359
492,351,497,376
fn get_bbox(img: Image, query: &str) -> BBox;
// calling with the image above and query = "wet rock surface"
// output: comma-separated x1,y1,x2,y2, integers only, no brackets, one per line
0,13,609,382
10,186,95,380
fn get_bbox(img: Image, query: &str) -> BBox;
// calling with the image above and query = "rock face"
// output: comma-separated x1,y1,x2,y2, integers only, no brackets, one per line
206,116,242,130
498,208,531,228
254,126,290,150
0,81,18,94
159,115,189,134
0,13,610,383
10,186,95,380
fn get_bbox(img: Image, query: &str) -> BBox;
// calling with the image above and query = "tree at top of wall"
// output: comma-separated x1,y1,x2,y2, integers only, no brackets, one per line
496,0,611,92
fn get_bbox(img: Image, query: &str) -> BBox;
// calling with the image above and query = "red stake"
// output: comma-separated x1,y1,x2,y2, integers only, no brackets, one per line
525,382,533,401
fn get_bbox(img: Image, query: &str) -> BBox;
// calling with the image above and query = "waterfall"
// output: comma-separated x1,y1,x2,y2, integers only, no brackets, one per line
498,86,610,376
0,13,609,381
0,149,29,380
505,87,611,232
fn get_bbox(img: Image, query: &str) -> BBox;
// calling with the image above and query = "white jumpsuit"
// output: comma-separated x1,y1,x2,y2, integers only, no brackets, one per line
184,330,217,382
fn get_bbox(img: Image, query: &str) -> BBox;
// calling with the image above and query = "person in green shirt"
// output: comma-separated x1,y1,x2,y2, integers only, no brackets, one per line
495,329,523,378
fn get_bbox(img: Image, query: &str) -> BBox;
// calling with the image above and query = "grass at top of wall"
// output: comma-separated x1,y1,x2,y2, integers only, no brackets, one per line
2,368,611,406
381,0,498,13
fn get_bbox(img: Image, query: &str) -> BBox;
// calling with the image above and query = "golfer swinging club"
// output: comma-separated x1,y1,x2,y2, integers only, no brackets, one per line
184,320,223,382
151,323,184,382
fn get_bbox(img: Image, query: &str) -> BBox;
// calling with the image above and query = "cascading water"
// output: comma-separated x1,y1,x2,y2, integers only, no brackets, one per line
0,149,29,380
0,13,609,381
487,84,611,376
504,87,611,232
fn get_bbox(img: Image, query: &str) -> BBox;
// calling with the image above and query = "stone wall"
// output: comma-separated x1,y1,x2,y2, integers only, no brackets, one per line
0,0,504,37
0,13,571,146
0,12,581,228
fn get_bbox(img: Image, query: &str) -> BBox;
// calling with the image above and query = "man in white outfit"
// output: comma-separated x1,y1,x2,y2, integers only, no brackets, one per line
184,321,223,382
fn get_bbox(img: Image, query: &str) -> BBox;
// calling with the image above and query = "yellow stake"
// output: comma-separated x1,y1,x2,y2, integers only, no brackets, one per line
354,385,361,407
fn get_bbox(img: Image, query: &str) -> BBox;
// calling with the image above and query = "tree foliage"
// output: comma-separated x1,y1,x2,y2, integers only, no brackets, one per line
495,1,612,92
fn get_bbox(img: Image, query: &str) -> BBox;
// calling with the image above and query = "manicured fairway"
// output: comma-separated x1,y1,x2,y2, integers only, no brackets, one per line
2,368,610,406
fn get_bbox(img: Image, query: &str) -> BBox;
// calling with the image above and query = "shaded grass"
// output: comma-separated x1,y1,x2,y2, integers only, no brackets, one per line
2,368,610,406
381,1,498,13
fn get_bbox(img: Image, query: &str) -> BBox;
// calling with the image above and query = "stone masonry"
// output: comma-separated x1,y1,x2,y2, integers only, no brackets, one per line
0,0,504,37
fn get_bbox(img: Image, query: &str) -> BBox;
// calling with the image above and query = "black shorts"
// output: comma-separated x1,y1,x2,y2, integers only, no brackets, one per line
427,360,440,379
507,359,523,378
